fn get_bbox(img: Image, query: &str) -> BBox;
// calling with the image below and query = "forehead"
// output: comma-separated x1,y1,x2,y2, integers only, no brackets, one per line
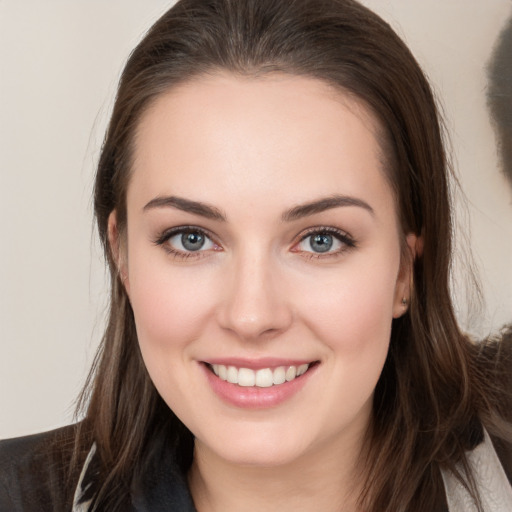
129,73,393,219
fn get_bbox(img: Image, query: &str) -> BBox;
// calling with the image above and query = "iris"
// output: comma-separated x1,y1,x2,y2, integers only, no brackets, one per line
310,234,333,253
181,231,205,251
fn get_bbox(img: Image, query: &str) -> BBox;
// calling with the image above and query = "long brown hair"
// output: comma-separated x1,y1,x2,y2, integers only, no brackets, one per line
76,0,511,510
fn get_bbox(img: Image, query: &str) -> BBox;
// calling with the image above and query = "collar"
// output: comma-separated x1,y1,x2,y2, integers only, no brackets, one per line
72,441,197,512
73,429,512,512
441,428,512,511
72,443,97,512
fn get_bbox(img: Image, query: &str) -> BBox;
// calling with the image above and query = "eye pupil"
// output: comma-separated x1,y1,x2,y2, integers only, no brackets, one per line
310,234,333,253
181,232,205,251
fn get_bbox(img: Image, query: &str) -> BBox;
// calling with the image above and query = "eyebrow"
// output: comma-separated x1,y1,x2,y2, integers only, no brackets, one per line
143,195,227,221
282,195,374,221
143,193,374,222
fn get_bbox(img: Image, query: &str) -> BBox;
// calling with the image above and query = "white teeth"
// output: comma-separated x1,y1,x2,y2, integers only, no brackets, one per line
218,364,227,381
255,368,273,387
285,366,297,382
226,366,238,384
238,368,256,387
272,366,286,385
210,363,311,387
297,363,309,376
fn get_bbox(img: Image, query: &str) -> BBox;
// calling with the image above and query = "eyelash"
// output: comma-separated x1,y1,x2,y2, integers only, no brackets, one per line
153,225,356,261
293,227,356,260
153,226,220,260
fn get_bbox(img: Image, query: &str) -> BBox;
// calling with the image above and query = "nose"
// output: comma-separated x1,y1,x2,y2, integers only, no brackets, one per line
217,250,293,340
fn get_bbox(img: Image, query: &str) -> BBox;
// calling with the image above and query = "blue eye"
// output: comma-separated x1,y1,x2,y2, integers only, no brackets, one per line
296,229,355,255
178,231,207,251
168,230,215,252
154,227,218,257
308,233,335,253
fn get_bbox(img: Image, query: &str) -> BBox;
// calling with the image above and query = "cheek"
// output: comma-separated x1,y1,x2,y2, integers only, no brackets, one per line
302,259,397,343
126,248,218,360
126,257,219,413
296,256,398,422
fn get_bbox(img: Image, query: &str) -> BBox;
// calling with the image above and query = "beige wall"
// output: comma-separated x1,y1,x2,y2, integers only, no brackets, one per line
1,1,511,439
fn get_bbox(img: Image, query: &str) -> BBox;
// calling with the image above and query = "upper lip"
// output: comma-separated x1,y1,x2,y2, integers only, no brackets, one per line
202,357,317,370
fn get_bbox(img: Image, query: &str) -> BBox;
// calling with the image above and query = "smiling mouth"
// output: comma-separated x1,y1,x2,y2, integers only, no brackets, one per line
206,362,317,388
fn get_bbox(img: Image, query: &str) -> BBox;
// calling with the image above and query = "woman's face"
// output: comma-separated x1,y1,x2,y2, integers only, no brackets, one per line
115,73,414,467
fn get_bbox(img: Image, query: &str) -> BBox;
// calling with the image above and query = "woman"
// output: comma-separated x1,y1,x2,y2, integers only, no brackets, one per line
1,0,511,511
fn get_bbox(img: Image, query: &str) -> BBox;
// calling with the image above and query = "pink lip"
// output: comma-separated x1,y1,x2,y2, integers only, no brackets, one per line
200,361,318,409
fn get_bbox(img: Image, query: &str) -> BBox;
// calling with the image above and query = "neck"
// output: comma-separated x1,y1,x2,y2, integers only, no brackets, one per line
188,429,366,512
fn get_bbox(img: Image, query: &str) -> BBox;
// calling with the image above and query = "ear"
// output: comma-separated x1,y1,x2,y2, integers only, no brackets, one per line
108,211,130,294
392,233,422,318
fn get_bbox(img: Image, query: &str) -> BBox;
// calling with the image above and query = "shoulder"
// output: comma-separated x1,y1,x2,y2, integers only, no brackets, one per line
477,324,512,376
478,326,512,482
492,433,512,487
477,325,512,420
0,424,84,512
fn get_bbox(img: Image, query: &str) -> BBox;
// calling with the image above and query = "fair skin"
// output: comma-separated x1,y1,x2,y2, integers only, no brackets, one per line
109,73,417,512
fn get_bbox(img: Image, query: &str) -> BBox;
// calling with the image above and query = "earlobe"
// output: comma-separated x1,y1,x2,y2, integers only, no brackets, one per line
392,233,421,318
107,211,130,293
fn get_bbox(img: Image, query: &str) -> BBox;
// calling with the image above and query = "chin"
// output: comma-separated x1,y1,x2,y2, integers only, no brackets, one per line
216,443,306,468
195,422,314,467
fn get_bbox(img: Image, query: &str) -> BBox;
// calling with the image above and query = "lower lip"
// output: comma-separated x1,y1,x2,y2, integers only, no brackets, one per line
201,363,317,409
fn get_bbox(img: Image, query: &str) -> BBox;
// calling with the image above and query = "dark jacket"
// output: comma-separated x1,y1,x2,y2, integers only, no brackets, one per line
1,424,512,511
0,425,196,512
